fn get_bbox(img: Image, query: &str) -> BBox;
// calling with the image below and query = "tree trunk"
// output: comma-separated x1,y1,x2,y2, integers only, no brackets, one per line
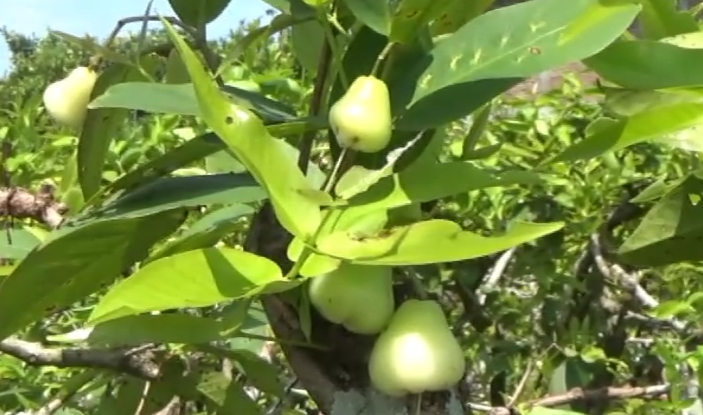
243,202,468,415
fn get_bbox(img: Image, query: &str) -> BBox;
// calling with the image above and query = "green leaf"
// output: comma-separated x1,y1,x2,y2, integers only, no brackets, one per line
290,1,325,73
602,86,702,117
149,204,255,262
218,378,260,415
86,314,225,345
168,0,232,27
0,212,185,341
79,56,161,201
0,226,42,261
162,18,323,238
86,173,265,220
551,102,703,163
618,172,703,267
638,0,699,40
584,40,703,90
88,247,297,325
107,132,224,193
90,82,297,124
393,0,640,130
344,0,392,35
390,0,450,44
316,219,564,265
347,161,543,212
90,82,200,115
429,0,496,36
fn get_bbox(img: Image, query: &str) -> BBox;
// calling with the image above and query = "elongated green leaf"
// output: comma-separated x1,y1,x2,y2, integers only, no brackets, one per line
168,0,232,27
79,56,160,201
87,173,265,220
107,132,223,193
0,227,42,261
638,0,698,40
88,247,298,325
618,172,703,267
585,40,703,90
390,0,450,44
393,0,640,130
90,82,297,124
87,314,225,345
347,161,543,211
551,102,703,163
316,219,563,265
162,19,322,238
0,212,185,341
429,0,495,36
148,204,255,262
345,0,392,35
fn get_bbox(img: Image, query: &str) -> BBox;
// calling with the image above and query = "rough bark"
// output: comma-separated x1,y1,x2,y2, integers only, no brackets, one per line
243,202,467,415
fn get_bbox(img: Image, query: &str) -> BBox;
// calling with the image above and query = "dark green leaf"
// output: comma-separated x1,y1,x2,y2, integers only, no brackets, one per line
585,40,703,90
87,173,265,220
618,172,703,267
168,0,232,27
0,211,185,341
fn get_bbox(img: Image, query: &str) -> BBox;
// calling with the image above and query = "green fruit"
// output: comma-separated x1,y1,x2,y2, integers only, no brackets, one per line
368,299,466,396
42,66,98,128
308,263,395,335
328,75,392,153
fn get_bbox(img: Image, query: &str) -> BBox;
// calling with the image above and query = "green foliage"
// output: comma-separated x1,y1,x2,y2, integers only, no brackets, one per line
3,0,703,415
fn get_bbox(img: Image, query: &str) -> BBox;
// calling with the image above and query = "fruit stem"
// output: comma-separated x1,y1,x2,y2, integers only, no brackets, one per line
370,42,396,78
320,9,349,89
282,148,351,281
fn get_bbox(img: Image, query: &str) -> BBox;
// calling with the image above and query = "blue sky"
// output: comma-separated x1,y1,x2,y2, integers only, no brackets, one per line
0,0,271,74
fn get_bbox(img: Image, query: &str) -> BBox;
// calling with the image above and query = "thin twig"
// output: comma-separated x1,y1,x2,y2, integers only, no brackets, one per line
478,247,518,305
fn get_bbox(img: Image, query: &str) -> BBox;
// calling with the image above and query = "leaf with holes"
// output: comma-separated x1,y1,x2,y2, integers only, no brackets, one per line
392,0,640,130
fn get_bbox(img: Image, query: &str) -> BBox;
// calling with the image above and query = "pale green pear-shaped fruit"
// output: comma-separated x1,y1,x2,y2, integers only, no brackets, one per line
328,75,392,153
368,299,466,396
42,66,98,128
308,263,394,335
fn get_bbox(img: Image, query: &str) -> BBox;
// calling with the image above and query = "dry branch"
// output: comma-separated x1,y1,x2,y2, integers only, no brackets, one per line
0,338,162,380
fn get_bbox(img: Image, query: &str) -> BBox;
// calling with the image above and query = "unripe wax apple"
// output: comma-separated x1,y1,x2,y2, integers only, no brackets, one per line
42,66,98,128
308,263,395,335
368,299,466,396
328,75,392,153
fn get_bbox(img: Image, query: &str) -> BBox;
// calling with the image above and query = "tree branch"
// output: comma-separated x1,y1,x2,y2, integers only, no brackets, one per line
0,338,162,380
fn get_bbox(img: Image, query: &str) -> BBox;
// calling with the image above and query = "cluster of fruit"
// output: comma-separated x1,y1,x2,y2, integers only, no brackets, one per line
309,263,466,397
